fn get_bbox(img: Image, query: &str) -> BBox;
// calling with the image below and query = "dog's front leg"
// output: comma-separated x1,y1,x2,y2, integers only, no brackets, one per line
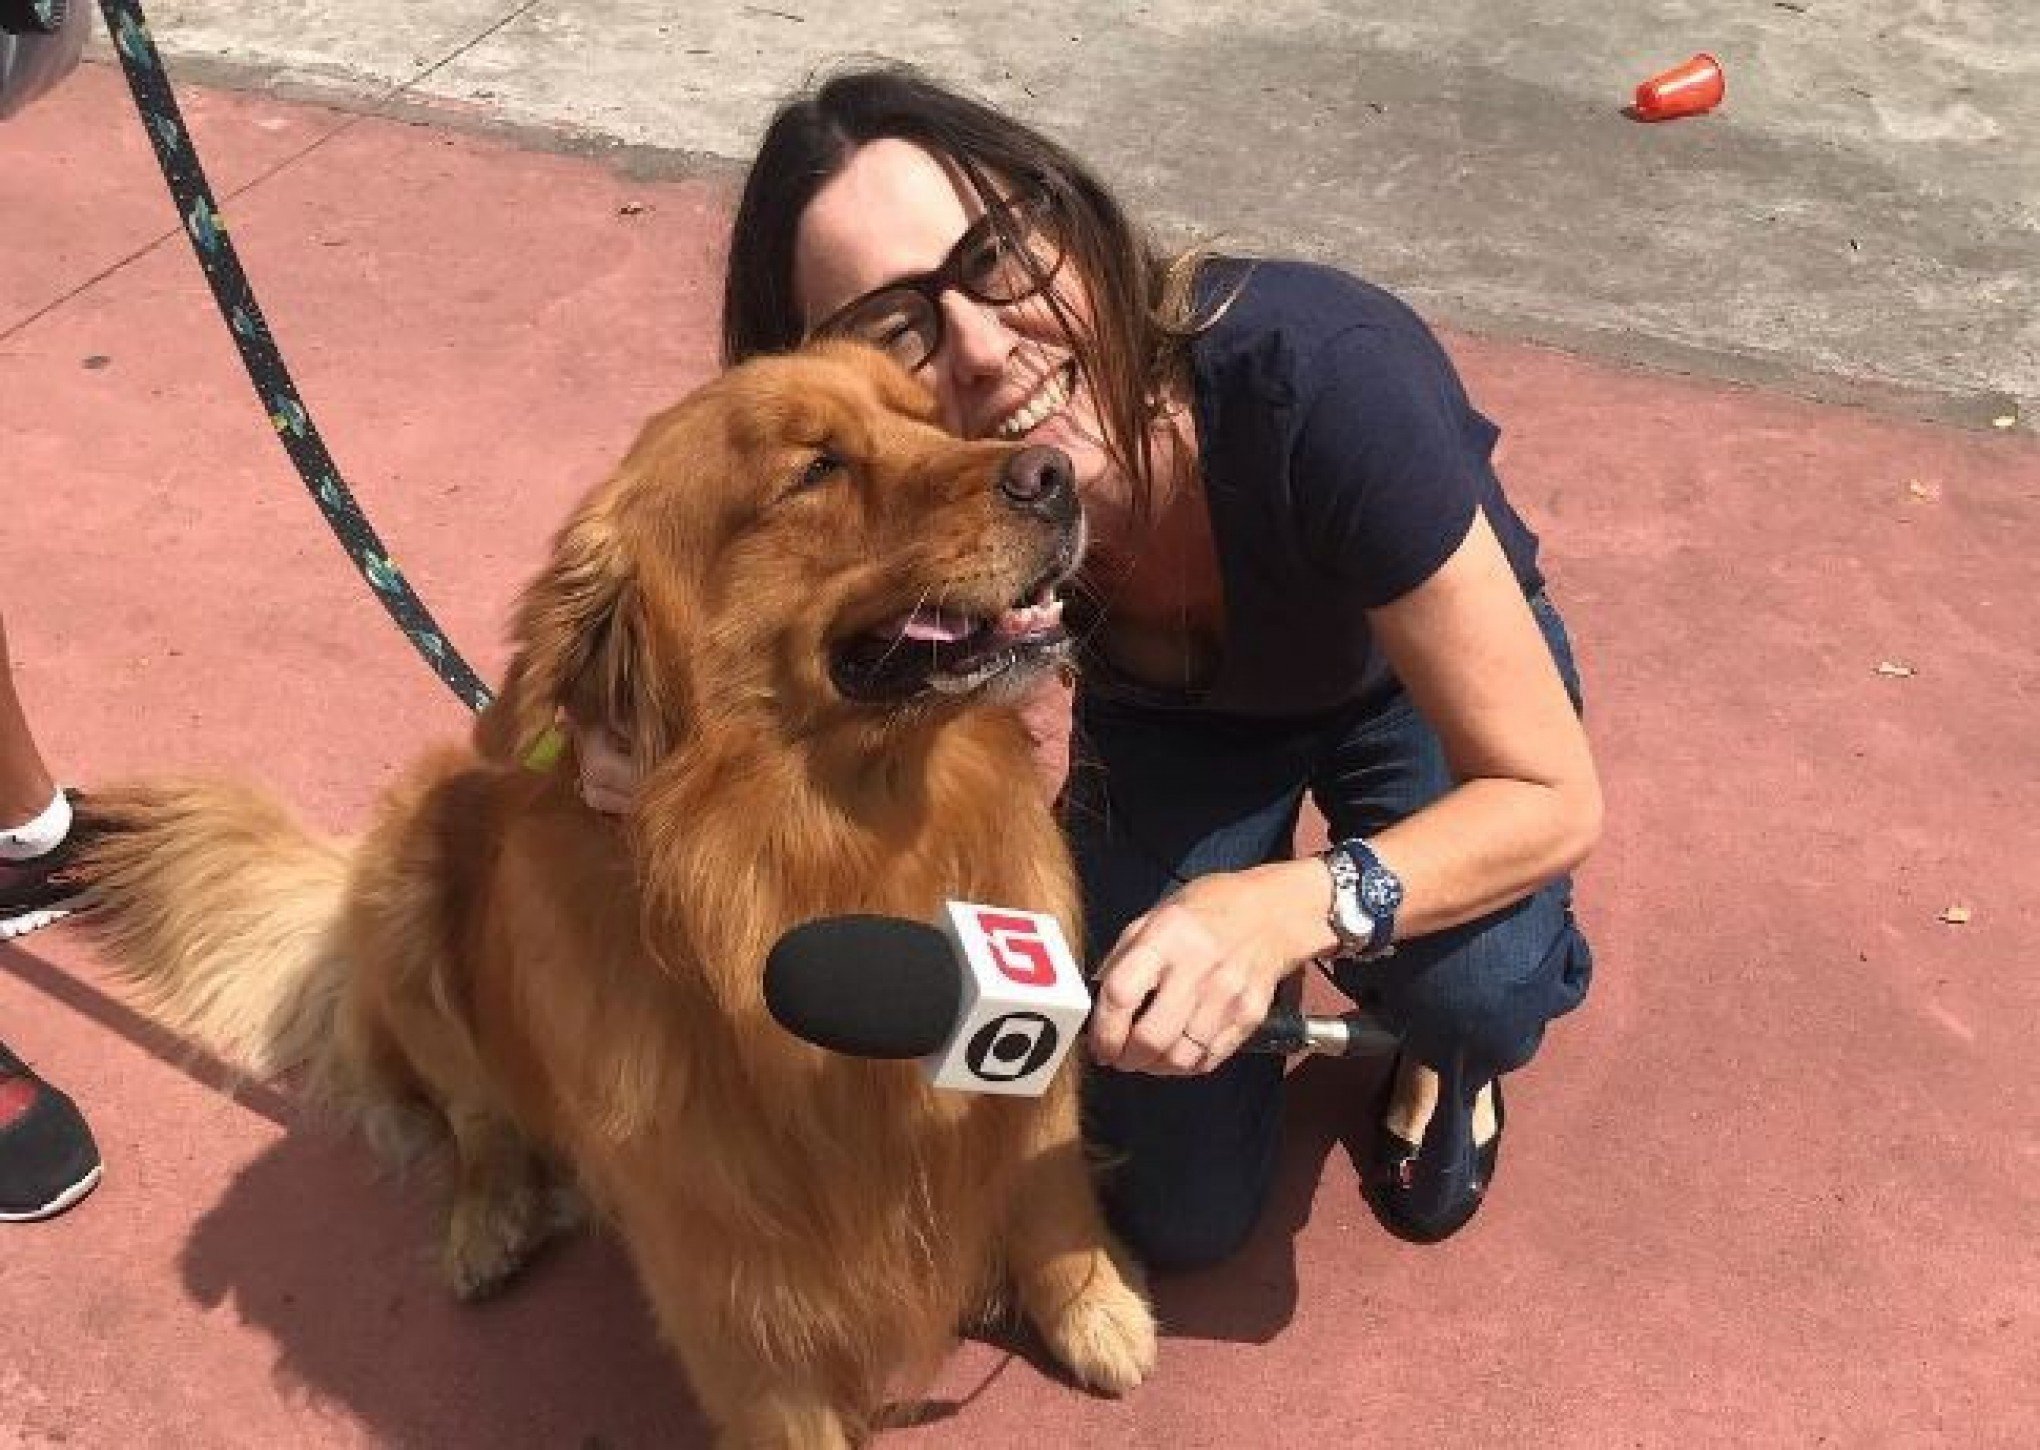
1004,1086,1158,1396
711,1397,855,1450
672,1335,856,1450
440,1104,569,1300
623,1230,859,1450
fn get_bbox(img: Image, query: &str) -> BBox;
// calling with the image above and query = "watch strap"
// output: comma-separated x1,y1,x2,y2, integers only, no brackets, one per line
1323,837,1400,960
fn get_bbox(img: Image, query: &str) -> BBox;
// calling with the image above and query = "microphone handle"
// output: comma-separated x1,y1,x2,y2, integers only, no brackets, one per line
1244,1005,1400,1059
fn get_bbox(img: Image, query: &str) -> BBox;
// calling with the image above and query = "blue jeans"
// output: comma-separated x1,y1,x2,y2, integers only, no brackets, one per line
1062,591,1594,1269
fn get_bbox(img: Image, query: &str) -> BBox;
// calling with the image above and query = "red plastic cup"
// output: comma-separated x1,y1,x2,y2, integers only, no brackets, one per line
1632,53,1725,121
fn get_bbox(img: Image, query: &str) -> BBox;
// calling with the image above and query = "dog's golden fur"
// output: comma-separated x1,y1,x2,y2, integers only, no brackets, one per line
79,343,1154,1448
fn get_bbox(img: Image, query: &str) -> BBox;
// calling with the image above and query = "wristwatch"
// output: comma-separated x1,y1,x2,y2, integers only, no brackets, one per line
1320,837,1403,960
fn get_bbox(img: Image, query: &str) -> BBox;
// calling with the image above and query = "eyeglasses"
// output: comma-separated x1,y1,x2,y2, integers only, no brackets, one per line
808,186,1066,373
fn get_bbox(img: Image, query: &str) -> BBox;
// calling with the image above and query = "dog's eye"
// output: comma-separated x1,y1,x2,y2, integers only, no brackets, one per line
792,451,845,495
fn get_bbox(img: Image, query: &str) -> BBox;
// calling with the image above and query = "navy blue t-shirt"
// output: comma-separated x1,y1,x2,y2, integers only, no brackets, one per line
1076,258,1543,718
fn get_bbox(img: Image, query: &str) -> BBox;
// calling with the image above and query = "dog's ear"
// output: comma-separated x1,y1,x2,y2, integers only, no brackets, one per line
475,490,684,769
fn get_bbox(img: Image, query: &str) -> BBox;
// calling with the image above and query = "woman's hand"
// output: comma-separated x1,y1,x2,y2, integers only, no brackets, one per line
1087,859,1336,1076
569,713,642,814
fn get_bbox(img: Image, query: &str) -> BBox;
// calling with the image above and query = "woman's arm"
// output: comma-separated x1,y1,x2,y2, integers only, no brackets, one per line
1357,509,1602,933
1086,511,1601,1074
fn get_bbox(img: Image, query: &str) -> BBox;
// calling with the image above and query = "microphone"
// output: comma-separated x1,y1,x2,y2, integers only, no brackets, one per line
1241,1003,1398,1058
765,911,1397,1096
766,903,1093,1097
762,914,963,1059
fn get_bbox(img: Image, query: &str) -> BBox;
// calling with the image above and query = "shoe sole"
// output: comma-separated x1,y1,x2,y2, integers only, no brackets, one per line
0,1162,103,1222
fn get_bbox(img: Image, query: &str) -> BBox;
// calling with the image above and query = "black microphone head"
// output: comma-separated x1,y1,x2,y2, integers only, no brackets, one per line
763,914,963,1059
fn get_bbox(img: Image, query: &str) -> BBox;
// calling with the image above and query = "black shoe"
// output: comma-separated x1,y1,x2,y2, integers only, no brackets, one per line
0,1038,103,1221
1362,1055,1504,1244
0,790,98,941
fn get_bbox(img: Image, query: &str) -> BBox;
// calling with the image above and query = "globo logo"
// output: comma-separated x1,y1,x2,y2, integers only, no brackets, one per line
964,1011,1061,1082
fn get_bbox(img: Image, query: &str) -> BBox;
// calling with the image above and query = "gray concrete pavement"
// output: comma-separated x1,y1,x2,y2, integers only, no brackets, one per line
96,1,2039,428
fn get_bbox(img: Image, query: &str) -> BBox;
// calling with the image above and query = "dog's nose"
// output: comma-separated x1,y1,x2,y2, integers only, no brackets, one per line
998,446,1075,514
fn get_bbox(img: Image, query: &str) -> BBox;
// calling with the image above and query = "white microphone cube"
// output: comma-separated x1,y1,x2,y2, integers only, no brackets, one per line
925,901,1091,1097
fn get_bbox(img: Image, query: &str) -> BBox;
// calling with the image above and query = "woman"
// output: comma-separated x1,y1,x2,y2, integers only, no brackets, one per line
583,67,1601,1265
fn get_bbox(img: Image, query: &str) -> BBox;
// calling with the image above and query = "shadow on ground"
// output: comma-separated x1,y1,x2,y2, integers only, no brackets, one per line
171,1068,1381,1446
8,932,1374,1445
175,1126,710,1448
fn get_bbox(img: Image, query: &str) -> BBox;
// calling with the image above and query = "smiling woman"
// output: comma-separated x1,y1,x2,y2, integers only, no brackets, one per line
727,99,1201,555
788,145,1113,484
808,183,1069,378
583,65,1603,1266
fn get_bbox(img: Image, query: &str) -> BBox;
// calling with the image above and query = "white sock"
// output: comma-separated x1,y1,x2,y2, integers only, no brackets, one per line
0,789,71,861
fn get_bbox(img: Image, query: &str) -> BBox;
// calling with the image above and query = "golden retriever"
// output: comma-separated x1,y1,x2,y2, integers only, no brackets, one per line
77,341,1156,1448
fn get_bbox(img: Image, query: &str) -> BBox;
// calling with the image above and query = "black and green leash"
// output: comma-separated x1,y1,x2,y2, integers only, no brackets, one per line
94,0,495,711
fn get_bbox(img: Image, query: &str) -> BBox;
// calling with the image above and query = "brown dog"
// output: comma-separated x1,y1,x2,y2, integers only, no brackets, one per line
78,342,1155,1448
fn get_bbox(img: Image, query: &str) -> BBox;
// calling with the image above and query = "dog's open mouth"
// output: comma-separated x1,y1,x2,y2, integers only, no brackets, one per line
831,564,1072,704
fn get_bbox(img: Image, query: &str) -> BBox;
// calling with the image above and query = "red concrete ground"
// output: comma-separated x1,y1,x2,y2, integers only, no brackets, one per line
5,65,2037,1448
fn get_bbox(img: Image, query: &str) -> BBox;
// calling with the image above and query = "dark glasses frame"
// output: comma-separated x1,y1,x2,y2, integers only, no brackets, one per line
807,184,1066,371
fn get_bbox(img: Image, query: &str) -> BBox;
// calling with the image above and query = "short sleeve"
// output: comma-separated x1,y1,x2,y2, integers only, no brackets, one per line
1287,319,1487,609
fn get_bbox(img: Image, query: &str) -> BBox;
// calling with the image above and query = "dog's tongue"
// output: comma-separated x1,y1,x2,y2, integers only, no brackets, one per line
897,606,979,643
890,596,1064,645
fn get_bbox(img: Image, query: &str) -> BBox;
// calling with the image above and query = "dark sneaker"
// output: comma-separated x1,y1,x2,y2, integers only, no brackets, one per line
0,1038,102,1221
0,790,96,941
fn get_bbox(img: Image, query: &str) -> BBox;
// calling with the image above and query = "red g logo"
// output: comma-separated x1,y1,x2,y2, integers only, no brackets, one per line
972,909,1061,987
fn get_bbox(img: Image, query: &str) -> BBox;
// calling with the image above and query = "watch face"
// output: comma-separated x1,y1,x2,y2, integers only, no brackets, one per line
1360,869,1403,914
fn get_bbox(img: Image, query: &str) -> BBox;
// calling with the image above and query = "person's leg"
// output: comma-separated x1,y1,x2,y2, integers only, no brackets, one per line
1313,590,1593,1240
0,606,103,1220
1062,694,1321,1271
1,606,97,940
1,607,60,828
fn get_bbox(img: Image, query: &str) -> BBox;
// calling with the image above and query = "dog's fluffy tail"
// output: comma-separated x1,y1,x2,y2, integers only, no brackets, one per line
77,780,354,1085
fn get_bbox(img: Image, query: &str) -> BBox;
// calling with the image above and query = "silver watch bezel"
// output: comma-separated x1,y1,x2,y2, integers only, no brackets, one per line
1321,843,1377,951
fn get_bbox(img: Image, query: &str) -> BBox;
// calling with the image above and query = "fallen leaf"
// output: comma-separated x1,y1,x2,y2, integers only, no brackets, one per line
618,200,648,216
1906,480,1942,502
1875,660,1917,677
1939,905,1972,925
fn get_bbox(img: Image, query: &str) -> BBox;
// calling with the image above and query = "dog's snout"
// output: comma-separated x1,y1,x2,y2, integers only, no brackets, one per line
998,446,1076,517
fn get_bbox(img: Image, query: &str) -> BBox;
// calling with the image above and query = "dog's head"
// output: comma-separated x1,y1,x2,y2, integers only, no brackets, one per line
494,341,1084,765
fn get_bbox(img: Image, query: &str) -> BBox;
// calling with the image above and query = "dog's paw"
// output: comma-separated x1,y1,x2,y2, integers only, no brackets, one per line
441,1190,549,1301
1034,1261,1157,1397
442,1225,533,1301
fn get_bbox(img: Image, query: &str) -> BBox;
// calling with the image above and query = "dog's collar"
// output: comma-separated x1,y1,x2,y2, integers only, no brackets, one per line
521,724,568,772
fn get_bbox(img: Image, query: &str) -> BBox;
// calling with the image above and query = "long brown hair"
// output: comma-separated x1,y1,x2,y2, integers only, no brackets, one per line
722,65,1223,524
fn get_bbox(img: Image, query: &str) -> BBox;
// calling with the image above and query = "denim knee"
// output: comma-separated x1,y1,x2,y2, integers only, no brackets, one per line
1104,1179,1265,1272
1345,884,1593,1076
1083,1055,1285,1272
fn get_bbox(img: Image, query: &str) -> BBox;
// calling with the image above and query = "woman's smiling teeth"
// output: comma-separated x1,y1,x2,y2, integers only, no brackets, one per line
992,363,1073,440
